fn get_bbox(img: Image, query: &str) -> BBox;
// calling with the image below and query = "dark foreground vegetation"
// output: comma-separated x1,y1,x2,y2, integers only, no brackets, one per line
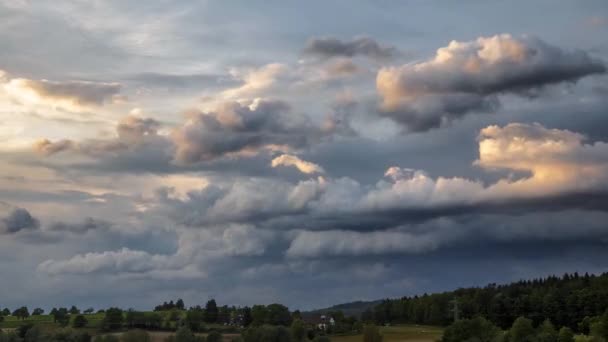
2,272,608,341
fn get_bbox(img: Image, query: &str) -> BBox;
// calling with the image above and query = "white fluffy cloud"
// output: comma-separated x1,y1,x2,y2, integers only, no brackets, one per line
377,34,605,131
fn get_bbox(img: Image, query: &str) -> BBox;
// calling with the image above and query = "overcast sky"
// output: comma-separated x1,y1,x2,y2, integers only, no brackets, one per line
1,0,608,311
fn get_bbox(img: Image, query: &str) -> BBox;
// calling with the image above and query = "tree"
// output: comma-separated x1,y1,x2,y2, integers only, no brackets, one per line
73,314,88,328
32,308,44,316
70,306,80,315
590,310,608,340
266,304,292,326
508,317,536,342
207,331,223,342
441,317,501,342
557,327,574,342
12,306,29,320
84,307,95,314
185,308,205,332
205,299,219,323
363,324,383,342
176,299,185,311
1,308,10,316
53,308,70,327
537,319,557,342
251,306,268,326
101,307,124,331
242,307,253,327
291,319,307,342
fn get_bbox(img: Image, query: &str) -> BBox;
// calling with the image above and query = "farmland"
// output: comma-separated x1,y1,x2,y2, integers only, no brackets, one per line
331,325,443,342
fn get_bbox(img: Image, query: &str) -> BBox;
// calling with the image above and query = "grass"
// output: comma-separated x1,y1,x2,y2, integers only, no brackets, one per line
331,324,443,342
1,312,105,329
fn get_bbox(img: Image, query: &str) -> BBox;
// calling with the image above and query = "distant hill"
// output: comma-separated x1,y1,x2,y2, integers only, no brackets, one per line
303,300,383,318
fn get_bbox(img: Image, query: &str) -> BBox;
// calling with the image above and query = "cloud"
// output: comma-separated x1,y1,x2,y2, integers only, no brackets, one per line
2,71,122,112
303,36,397,59
48,217,111,234
37,224,275,277
37,248,172,275
271,154,325,174
477,122,608,196
0,207,40,234
221,63,289,100
377,34,606,131
172,99,320,164
34,115,165,156
286,229,440,258
162,123,608,233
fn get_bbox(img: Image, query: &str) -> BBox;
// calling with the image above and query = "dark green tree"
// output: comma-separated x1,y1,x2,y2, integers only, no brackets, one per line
266,304,292,326
185,308,205,332
31,308,44,316
101,307,124,331
242,307,253,327
12,306,29,320
205,299,219,323
54,308,70,327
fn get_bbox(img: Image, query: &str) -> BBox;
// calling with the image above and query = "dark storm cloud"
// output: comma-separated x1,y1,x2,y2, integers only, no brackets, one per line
0,208,40,234
303,37,398,59
377,34,606,131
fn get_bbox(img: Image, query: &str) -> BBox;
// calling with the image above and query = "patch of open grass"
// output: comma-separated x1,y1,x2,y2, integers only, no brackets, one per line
331,324,443,342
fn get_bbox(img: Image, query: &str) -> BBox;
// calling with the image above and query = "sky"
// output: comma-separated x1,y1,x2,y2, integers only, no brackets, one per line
1,0,608,311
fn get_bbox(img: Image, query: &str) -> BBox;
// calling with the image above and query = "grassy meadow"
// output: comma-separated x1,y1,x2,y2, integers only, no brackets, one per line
331,325,443,342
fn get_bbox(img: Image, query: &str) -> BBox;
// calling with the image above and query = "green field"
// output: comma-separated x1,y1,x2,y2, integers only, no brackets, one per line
0,313,105,330
332,325,443,342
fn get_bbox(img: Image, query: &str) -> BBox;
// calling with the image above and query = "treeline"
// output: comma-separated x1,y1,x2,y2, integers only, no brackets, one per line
442,309,608,342
366,272,608,330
